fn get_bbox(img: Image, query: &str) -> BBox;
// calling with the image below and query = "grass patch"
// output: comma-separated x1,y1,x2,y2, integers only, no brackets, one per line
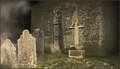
36,54,119,69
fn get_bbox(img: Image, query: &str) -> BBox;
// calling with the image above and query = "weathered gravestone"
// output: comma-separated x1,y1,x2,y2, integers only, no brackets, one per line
33,28,44,54
51,6,62,54
1,39,17,68
17,29,37,68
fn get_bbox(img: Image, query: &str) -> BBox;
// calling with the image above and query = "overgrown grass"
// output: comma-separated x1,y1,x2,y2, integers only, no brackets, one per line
85,55,119,67
36,54,119,69
1,54,119,69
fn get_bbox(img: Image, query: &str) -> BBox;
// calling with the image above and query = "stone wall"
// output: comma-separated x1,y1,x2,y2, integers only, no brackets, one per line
76,0,103,56
31,0,119,56
31,1,56,53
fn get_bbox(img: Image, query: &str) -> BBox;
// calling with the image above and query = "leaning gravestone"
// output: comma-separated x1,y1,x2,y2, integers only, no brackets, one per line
32,28,44,54
17,29,37,68
1,39,17,68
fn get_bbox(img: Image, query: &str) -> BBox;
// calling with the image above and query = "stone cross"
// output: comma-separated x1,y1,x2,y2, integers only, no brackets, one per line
70,4,84,47
1,39,17,68
72,18,84,50
74,18,79,45
69,3,85,59
71,4,79,45
17,29,37,68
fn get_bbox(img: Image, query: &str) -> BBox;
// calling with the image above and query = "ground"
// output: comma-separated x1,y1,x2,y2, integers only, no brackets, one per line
37,54,119,69
1,54,119,69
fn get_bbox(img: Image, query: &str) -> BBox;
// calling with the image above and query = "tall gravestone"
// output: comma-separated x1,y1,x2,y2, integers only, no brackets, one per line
1,39,17,68
33,28,44,54
52,6,62,53
17,29,37,68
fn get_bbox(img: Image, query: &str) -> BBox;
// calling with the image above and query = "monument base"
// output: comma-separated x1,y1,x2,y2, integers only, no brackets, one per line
69,50,85,58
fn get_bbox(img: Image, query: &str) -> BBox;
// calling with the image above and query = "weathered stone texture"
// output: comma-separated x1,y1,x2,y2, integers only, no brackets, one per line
33,28,44,54
62,3,74,49
77,0,103,56
31,0,119,56
1,39,17,68
44,36,52,53
17,30,37,68
69,50,85,58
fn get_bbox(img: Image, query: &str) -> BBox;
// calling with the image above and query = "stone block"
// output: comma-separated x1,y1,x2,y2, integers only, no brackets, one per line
69,50,85,58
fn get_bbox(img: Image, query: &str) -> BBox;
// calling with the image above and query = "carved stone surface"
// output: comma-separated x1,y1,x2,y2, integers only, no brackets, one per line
52,6,62,53
52,39,61,54
74,20,79,45
79,0,103,56
1,39,17,68
17,29,37,68
69,50,85,58
33,28,44,54
53,25,61,53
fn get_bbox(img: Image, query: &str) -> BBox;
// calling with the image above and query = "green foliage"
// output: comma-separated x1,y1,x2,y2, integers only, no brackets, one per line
1,54,119,69
36,54,119,69
70,47,76,50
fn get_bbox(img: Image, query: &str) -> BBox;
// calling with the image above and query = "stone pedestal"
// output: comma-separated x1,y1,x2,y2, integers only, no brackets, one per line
69,50,85,58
